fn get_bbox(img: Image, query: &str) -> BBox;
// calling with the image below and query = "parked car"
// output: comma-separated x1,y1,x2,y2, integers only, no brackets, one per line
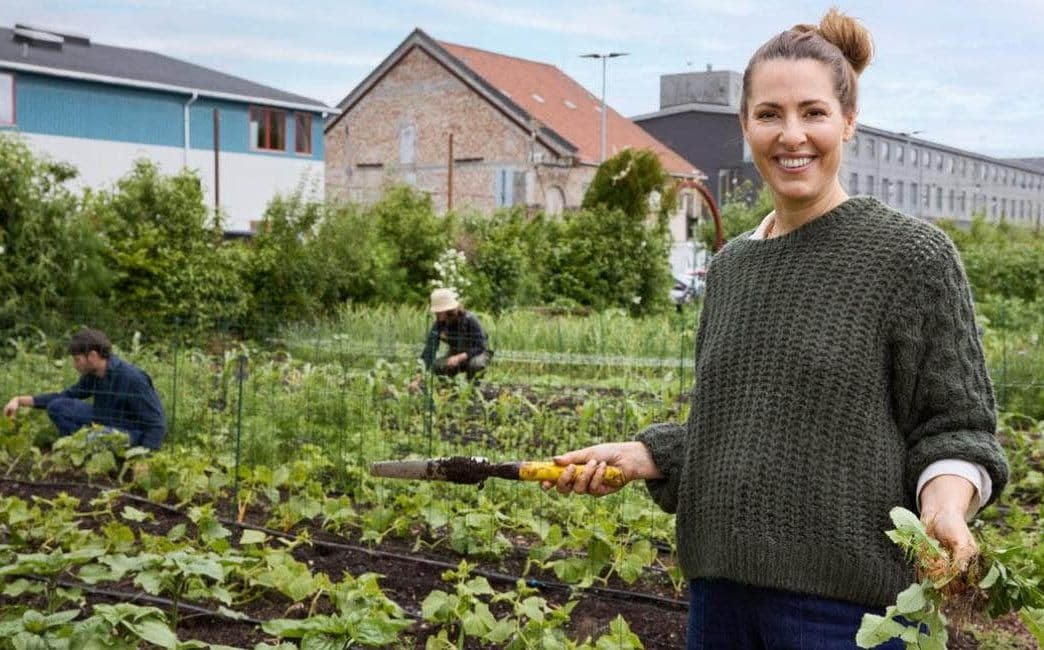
669,268,707,306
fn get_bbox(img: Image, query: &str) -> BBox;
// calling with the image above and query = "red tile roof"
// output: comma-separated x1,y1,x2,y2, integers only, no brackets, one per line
438,41,698,177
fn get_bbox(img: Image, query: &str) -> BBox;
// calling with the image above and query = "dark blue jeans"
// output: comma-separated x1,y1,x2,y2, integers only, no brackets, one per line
45,397,155,449
687,579,905,649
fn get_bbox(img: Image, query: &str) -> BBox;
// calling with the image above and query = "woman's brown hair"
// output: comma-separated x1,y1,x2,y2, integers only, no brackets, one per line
740,7,873,119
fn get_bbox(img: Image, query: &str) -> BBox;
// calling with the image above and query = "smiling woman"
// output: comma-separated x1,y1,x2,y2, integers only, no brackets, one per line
548,7,1009,650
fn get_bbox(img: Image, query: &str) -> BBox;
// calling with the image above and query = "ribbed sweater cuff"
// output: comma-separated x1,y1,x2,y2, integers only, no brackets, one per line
635,423,685,514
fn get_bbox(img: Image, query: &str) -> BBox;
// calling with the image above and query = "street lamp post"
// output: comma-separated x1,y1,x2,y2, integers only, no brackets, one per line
581,52,629,163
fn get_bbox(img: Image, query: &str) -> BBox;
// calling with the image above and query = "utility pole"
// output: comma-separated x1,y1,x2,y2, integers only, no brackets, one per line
580,52,628,163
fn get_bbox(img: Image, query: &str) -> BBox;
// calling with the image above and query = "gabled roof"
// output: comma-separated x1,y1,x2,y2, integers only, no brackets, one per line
0,25,332,113
328,29,699,177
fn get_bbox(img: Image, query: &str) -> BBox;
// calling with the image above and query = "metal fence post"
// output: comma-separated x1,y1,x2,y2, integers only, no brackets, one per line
170,329,179,446
231,354,247,522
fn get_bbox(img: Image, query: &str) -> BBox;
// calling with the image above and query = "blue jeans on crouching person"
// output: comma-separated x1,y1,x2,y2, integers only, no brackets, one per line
45,397,158,450
687,579,905,649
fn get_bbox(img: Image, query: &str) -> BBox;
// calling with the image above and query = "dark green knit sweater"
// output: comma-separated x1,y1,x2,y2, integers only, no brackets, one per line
638,197,1009,608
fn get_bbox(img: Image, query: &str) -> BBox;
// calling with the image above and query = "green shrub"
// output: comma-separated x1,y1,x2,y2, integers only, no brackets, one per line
544,205,671,315
371,185,451,305
83,160,247,338
310,201,398,307
241,188,326,335
0,134,112,336
939,216,1044,304
458,208,546,313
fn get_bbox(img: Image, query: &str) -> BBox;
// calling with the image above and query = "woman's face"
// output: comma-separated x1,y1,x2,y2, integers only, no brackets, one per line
741,58,856,213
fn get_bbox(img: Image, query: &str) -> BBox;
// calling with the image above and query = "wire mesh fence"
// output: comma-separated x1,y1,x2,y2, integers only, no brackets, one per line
1,300,1041,507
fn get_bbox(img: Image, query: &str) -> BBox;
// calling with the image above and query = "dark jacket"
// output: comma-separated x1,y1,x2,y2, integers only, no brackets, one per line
33,355,167,444
420,311,488,369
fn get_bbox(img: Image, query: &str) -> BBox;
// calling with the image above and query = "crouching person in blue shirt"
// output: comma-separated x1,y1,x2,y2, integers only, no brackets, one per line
3,328,167,450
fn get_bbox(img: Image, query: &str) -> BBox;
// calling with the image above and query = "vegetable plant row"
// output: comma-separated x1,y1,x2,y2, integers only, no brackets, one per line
0,343,1041,648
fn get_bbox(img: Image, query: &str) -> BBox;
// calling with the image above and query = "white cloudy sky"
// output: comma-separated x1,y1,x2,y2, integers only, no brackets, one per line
6,0,1044,159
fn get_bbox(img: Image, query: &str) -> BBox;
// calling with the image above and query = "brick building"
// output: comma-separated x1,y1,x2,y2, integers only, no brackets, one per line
324,29,706,243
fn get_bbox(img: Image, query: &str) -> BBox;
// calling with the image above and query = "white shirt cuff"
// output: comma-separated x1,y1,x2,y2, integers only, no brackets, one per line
916,459,992,520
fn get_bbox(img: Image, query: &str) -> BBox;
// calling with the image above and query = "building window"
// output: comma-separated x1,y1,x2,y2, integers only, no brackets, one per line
882,177,890,202
849,172,859,194
948,189,955,211
399,124,416,165
0,72,13,125
911,148,919,165
960,191,966,214
882,141,890,161
896,181,904,205
250,107,286,151
936,186,943,209
947,157,955,174
850,135,859,156
866,138,876,158
910,182,918,208
494,168,525,207
866,175,875,196
896,144,904,163
294,113,312,155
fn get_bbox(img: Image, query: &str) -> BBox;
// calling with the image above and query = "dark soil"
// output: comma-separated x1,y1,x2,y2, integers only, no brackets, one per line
0,478,688,648
4,476,1036,649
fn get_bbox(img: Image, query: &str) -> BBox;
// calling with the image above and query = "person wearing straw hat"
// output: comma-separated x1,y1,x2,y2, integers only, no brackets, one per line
415,287,490,382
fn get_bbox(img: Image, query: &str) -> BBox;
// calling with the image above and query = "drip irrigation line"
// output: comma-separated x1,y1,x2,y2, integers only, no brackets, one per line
3,477,689,611
49,578,265,626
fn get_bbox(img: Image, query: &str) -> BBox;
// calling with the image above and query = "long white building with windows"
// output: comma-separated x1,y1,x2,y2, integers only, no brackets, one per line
635,69,1044,230
844,125,1043,227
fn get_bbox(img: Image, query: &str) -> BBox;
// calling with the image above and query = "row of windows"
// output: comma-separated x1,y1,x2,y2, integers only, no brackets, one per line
849,172,1043,222
0,71,311,155
850,135,1043,190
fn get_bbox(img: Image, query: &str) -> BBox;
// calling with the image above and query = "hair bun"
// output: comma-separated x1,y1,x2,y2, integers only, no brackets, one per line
816,7,873,74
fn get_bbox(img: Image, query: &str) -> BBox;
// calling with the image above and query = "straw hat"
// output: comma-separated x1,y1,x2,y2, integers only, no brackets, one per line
430,287,460,313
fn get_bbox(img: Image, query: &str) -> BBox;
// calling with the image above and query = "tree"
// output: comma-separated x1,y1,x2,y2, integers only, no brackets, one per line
582,149,678,223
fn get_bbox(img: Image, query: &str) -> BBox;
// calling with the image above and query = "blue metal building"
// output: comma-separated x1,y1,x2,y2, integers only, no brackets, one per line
0,23,335,233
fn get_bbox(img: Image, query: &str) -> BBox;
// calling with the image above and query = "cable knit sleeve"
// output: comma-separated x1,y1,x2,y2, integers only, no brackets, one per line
889,233,1008,506
636,422,686,513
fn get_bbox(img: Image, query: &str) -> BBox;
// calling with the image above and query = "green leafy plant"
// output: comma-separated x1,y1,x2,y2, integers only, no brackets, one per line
69,603,179,650
857,507,1044,648
262,572,412,648
0,608,80,649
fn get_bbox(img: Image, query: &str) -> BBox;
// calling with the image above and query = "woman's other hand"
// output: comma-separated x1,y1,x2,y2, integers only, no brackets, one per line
545,441,662,497
919,475,979,571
